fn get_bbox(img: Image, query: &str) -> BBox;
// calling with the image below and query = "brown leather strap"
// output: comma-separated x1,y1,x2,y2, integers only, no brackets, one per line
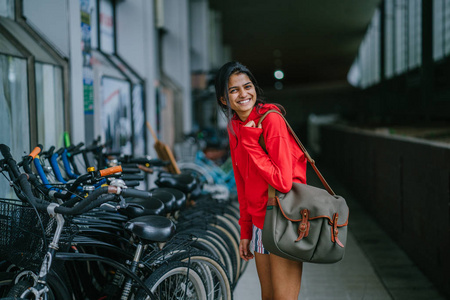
267,196,278,206
257,110,336,196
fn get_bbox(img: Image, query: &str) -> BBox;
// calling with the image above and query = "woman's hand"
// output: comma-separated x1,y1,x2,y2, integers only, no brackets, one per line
244,120,262,128
239,239,254,261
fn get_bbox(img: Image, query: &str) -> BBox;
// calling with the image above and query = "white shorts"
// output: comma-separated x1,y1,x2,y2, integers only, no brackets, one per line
251,225,269,254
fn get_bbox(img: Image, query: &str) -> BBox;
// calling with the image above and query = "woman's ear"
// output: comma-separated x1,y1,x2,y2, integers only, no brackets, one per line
220,97,227,106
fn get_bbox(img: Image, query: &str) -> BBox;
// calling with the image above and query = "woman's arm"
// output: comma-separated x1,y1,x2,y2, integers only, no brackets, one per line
241,113,294,193
229,134,253,240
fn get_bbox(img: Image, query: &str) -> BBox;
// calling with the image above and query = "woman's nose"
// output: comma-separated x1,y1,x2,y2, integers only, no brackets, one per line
239,88,247,97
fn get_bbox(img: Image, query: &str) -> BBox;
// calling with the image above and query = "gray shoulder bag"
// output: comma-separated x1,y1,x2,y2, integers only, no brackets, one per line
258,110,349,263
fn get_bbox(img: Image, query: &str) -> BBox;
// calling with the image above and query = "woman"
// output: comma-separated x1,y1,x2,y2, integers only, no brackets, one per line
215,61,307,299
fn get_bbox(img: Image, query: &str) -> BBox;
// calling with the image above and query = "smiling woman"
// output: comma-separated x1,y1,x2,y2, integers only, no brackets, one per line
214,61,307,300
221,73,256,121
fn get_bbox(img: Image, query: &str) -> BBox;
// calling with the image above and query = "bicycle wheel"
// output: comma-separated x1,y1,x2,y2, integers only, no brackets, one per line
6,267,71,300
0,271,14,297
189,233,235,285
6,275,70,300
170,251,232,300
209,224,240,284
135,261,207,300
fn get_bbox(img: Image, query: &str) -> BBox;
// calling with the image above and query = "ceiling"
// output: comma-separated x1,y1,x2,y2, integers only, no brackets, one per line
209,0,382,89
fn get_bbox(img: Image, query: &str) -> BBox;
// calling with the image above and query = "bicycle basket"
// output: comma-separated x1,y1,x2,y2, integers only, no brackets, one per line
0,198,54,270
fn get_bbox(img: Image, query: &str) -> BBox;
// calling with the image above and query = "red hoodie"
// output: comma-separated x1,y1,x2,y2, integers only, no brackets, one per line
228,103,307,240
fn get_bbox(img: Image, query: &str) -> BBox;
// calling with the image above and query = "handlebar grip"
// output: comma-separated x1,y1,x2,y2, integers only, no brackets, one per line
121,174,145,181
67,142,84,152
99,165,123,177
42,146,55,157
0,144,12,160
28,145,43,158
121,188,151,199
56,147,65,155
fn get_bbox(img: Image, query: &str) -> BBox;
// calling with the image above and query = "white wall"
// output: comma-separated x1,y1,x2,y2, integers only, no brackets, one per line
23,0,85,144
162,0,192,135
116,0,158,158
189,0,209,72
19,0,225,150
23,0,70,57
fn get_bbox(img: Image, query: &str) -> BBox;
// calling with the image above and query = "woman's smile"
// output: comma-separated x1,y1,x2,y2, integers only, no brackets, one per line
224,73,257,121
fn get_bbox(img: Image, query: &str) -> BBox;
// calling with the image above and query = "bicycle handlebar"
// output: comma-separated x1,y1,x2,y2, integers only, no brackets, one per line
0,144,21,181
29,145,43,158
99,165,122,177
67,142,84,154
18,173,120,215
121,188,151,199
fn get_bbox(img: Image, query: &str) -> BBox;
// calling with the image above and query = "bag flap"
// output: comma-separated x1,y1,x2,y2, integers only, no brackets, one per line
275,182,349,226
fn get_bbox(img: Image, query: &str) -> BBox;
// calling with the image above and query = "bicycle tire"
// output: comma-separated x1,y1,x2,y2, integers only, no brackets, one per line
170,250,232,300
6,264,72,300
0,272,14,297
209,224,240,284
178,163,215,185
135,261,207,300
6,274,71,300
186,229,235,284
205,227,240,284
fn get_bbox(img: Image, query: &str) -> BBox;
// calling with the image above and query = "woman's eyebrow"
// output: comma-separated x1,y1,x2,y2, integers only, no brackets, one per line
228,81,252,90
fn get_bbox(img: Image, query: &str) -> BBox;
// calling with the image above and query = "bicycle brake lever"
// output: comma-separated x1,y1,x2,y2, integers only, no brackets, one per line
100,203,118,212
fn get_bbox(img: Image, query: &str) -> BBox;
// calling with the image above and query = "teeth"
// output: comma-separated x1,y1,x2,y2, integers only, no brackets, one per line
239,99,250,104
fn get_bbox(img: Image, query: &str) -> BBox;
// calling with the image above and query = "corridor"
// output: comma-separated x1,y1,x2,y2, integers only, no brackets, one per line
234,168,447,300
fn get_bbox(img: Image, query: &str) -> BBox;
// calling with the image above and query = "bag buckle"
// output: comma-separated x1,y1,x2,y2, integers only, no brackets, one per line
295,209,310,242
330,213,344,248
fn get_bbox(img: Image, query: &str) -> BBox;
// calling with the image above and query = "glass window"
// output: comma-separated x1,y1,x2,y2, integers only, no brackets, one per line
437,0,450,58
0,0,14,19
371,9,381,85
99,0,114,54
0,54,29,198
394,0,407,75
408,0,422,69
385,0,395,78
104,54,146,156
0,17,58,65
348,8,380,88
132,84,145,156
434,0,444,60
88,0,116,53
86,1,145,156
101,76,132,155
445,0,450,56
0,15,66,155
35,63,64,148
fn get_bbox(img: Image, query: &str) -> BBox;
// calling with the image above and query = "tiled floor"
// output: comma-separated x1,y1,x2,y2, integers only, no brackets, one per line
233,168,447,300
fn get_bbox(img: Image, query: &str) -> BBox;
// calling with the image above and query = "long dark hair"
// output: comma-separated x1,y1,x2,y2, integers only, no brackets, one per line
214,62,285,145
215,61,266,123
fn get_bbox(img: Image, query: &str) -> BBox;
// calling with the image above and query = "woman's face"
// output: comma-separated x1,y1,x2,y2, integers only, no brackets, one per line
222,73,257,121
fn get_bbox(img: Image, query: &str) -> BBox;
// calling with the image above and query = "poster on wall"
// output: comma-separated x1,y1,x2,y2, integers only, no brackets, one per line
101,76,132,155
80,0,94,114
99,0,114,54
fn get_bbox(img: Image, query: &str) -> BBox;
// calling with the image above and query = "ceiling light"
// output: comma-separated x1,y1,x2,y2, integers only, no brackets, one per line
274,70,284,80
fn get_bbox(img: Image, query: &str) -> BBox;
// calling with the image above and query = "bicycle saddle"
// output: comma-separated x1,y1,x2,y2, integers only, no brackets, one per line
120,198,165,218
124,215,175,242
152,187,186,210
149,190,176,213
155,173,197,193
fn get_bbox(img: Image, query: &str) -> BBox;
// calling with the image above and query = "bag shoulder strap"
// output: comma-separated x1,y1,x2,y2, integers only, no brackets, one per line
257,109,336,196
